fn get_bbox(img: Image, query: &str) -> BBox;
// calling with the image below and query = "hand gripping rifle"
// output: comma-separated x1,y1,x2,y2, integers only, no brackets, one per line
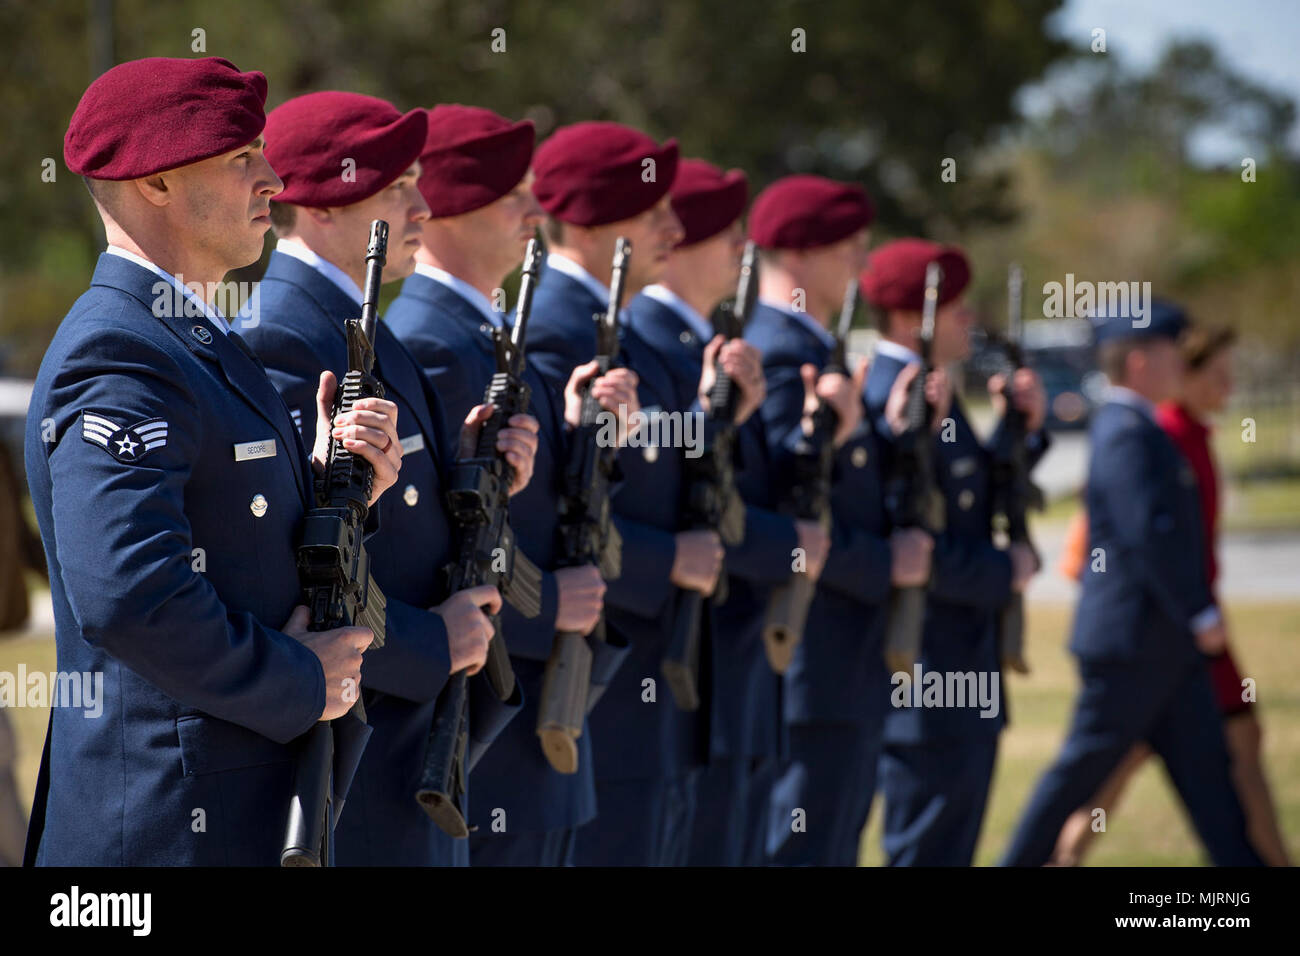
988,263,1043,674
761,277,858,673
282,220,390,867
536,238,629,772
660,242,755,709
881,261,947,675
415,238,545,835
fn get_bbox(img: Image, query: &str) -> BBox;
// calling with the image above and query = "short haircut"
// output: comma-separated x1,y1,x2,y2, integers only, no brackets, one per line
269,201,297,234
542,216,565,245
1099,340,1145,383
870,302,891,332
83,176,121,217
1181,324,1236,371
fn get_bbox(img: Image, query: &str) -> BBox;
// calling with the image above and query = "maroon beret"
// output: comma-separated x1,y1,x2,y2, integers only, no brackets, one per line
748,174,874,250
670,159,749,247
860,239,972,311
65,57,267,180
532,122,679,226
418,105,535,218
265,92,426,208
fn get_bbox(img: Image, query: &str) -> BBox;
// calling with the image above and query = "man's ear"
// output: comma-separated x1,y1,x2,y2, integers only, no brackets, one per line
134,173,171,207
301,205,334,226
1126,345,1148,383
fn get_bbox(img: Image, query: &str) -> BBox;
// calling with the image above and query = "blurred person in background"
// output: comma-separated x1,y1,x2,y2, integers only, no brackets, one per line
1,441,49,864
1050,323,1287,866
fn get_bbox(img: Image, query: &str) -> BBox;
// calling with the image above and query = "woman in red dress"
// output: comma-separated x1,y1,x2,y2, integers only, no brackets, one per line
1052,325,1290,865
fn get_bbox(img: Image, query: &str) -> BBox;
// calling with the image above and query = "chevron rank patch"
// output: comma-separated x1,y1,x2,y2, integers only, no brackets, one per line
290,407,303,433
81,412,169,463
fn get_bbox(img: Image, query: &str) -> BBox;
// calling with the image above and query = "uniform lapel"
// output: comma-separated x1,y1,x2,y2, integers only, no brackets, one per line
94,255,311,504
374,322,443,471
267,254,448,474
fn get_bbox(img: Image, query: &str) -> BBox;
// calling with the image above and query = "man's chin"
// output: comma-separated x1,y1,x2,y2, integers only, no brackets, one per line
387,247,419,282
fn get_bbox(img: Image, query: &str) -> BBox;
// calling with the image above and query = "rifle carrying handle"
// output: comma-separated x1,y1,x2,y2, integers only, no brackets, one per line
537,630,593,774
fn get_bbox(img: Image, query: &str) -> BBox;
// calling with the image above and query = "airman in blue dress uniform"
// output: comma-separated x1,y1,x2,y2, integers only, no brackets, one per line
862,239,1046,866
524,122,745,865
386,105,636,866
243,92,540,866
1002,301,1263,867
25,58,402,865
627,161,809,866
739,176,934,866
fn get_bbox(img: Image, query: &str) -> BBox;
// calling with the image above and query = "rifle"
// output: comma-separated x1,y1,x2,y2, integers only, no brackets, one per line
761,277,857,673
989,263,1044,674
660,241,755,709
415,238,545,835
281,219,390,867
536,238,628,773
881,261,947,674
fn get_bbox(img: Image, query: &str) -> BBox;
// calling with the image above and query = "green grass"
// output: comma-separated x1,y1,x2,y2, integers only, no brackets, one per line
5,602,1298,865
1221,476,1300,532
859,601,1300,865
0,631,56,814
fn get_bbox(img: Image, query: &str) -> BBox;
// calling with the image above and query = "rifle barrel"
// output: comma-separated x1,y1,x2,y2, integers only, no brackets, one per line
359,220,388,343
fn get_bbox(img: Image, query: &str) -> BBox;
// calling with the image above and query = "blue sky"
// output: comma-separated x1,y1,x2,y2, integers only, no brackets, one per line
1027,0,1300,159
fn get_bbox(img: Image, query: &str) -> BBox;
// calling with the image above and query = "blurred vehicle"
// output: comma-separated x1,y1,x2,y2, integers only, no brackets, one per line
1034,358,1105,430
0,379,31,467
967,319,1102,430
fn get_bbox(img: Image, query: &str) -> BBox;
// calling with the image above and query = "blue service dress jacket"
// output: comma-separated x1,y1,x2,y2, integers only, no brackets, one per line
627,294,798,764
244,251,521,864
386,269,613,835
742,303,893,730
24,253,355,865
865,349,1047,744
526,266,711,781
1070,399,1213,662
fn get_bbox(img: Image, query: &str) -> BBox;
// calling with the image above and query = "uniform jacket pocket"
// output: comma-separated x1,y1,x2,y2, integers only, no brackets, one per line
177,714,295,776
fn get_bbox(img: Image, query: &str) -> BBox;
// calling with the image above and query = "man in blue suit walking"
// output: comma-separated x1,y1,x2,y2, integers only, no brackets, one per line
386,104,638,866
862,239,1046,865
1002,301,1263,867
26,58,402,865
244,92,543,866
740,176,935,866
